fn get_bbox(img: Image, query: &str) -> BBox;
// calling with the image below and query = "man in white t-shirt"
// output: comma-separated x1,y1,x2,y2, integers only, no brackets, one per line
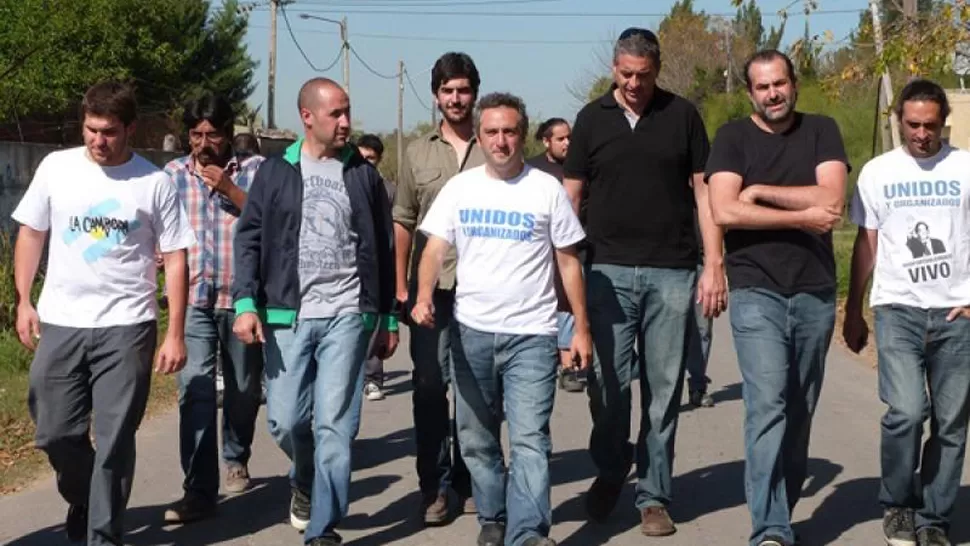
12,82,195,545
412,92,592,546
844,78,970,546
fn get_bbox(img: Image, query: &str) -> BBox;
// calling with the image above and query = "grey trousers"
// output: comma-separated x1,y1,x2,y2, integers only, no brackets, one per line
364,327,384,386
28,321,157,546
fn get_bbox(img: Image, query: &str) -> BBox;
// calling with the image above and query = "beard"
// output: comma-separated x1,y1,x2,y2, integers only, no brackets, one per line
754,95,796,124
439,101,472,124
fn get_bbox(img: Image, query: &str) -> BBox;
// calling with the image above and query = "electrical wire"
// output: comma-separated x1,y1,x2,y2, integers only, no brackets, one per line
281,5,344,72
277,7,866,18
299,0,562,7
349,44,399,79
404,68,432,112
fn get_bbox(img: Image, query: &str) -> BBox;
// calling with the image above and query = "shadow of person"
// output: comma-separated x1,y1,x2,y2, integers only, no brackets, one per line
549,448,598,488
342,489,426,546
352,426,415,472
680,381,743,413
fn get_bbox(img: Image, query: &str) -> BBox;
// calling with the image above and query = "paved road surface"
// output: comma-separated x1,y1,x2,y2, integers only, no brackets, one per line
3,319,970,545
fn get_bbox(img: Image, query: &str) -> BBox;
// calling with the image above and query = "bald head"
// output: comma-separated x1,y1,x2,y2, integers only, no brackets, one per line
298,78,346,111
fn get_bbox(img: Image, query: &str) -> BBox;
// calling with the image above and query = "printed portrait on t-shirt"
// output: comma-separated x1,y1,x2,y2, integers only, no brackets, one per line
905,220,947,259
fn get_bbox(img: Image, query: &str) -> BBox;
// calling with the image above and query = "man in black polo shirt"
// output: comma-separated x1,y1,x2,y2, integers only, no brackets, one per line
707,50,847,546
563,28,726,536
528,118,585,393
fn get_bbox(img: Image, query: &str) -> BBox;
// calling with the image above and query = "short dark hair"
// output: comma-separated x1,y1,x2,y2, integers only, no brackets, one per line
894,78,950,121
356,134,384,157
431,52,480,97
614,27,661,66
232,133,260,156
474,92,529,138
183,94,235,139
82,81,137,126
743,49,797,91
535,118,568,142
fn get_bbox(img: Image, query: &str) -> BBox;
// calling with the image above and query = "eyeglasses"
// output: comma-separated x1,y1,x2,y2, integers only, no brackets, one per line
618,27,659,45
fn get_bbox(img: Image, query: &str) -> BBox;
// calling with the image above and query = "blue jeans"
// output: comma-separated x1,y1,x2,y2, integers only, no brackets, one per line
263,314,370,542
451,323,557,546
178,306,263,500
686,265,713,392
585,263,696,509
407,287,471,497
730,287,835,546
875,304,970,532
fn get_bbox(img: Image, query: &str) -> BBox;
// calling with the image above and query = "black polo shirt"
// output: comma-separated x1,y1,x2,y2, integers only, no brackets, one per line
564,86,709,268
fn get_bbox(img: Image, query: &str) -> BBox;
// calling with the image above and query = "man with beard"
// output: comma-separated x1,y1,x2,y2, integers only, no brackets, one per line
162,94,266,523
564,28,725,535
392,51,484,524
527,118,585,394
13,81,194,545
706,50,848,546
845,79,970,546
414,92,590,546
232,78,398,545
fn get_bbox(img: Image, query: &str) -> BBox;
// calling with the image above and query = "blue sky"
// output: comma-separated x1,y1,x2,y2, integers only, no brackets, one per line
234,0,870,135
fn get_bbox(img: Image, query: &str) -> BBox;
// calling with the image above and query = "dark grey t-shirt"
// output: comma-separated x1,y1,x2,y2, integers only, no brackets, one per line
298,154,360,318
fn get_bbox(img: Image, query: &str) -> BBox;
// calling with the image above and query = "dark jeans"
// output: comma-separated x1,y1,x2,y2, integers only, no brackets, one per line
686,265,713,392
407,287,471,497
730,287,835,546
451,323,557,546
585,263,696,510
29,321,157,546
875,304,970,532
178,306,263,500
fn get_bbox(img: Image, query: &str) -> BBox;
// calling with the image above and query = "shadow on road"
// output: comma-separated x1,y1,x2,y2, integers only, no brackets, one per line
377,370,413,398
353,426,415,472
679,382,743,413
342,489,426,546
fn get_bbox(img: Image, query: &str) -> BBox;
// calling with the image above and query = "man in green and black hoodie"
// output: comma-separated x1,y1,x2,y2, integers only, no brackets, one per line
231,78,397,546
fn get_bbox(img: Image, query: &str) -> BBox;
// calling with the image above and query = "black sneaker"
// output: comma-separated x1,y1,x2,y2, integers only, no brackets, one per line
883,507,917,546
290,488,311,531
66,504,87,543
477,523,506,546
688,389,715,408
523,537,557,546
916,527,951,546
308,536,342,546
559,371,584,393
163,492,216,524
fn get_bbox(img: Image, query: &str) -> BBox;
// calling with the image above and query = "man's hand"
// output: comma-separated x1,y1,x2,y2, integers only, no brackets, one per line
374,330,400,359
799,205,842,235
233,312,265,344
155,334,187,374
842,314,869,354
200,165,232,194
947,306,970,322
411,300,435,328
568,329,593,371
697,263,727,319
16,303,41,350
739,185,760,205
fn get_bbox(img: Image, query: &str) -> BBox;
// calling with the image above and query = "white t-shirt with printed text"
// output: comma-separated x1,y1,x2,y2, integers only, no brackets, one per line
12,147,196,328
419,164,585,335
850,145,970,309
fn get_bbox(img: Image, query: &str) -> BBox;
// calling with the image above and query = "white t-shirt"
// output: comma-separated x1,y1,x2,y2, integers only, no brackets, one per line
12,147,196,328
419,164,585,335
850,145,970,309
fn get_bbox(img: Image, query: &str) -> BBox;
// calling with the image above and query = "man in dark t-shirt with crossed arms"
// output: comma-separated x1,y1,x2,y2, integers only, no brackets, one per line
706,49,848,546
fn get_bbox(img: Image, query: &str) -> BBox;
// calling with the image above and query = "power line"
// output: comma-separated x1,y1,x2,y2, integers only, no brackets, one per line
348,44,399,79
250,24,608,44
299,0,561,6
280,5,344,72
404,68,431,112
276,7,866,17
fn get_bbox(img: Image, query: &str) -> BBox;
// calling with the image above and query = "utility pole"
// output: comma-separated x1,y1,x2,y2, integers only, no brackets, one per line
267,0,279,128
725,23,734,94
870,0,901,151
342,17,350,98
903,0,917,16
398,61,405,184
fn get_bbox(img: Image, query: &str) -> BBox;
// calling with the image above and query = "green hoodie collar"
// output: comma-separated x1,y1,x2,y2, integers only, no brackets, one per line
284,137,357,166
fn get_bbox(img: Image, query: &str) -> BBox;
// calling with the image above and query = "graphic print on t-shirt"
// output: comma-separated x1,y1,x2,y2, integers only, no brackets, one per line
459,208,536,242
62,198,141,264
883,179,960,285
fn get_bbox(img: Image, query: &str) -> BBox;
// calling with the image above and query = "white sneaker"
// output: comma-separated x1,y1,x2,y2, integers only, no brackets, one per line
364,382,384,401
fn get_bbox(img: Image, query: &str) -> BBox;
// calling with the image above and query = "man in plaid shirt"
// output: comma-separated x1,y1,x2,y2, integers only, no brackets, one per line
162,94,266,523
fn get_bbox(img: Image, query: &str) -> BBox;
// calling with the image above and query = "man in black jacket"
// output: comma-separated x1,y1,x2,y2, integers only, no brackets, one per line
232,78,398,546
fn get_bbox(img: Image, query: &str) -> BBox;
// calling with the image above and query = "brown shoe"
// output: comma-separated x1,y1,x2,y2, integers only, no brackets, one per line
163,492,216,524
224,464,251,494
640,506,676,536
422,491,453,526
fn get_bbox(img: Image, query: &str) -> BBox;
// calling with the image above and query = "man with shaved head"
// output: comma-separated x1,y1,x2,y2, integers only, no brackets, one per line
232,77,398,546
